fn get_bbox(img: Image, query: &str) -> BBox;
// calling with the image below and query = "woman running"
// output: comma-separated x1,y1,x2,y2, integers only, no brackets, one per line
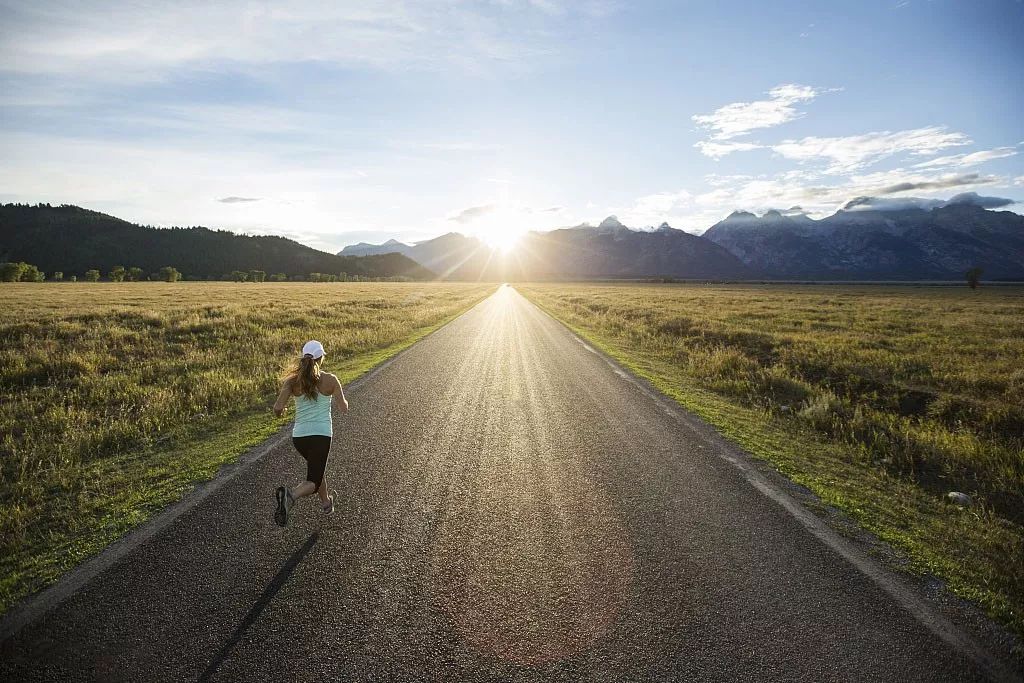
272,339,348,526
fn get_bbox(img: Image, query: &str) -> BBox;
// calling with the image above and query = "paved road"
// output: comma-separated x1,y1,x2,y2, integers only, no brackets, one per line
0,286,1004,681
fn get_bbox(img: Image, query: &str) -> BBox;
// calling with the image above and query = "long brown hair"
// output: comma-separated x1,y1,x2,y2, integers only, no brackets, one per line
283,354,322,400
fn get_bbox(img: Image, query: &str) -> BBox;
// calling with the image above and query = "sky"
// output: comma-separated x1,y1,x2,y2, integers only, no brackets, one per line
1,0,1022,252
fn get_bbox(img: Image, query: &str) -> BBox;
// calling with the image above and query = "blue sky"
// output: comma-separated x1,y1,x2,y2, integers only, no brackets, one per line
1,0,1022,252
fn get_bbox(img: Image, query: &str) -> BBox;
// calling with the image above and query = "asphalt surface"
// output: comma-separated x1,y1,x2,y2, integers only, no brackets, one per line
0,286,1003,681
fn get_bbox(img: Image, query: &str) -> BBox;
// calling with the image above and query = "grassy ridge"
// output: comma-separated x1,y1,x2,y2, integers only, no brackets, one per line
0,282,493,615
518,283,1024,636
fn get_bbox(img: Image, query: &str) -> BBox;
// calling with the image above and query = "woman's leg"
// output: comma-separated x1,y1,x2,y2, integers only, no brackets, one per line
290,436,330,500
317,475,330,504
289,480,317,499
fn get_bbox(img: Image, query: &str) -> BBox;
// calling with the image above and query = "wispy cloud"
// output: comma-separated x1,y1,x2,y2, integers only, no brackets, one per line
698,124,973,173
412,141,505,153
770,126,971,173
872,172,993,195
0,1,618,82
448,204,497,223
216,196,261,203
692,84,835,141
911,146,1018,169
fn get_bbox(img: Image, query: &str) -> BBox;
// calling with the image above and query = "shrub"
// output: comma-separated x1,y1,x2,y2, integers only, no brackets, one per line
158,266,181,282
798,390,851,434
0,262,25,282
19,264,44,282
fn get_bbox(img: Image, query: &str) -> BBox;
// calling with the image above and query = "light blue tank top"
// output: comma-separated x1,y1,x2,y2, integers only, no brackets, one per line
292,392,333,437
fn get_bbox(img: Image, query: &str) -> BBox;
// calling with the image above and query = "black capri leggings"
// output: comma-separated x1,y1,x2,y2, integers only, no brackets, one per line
292,435,331,491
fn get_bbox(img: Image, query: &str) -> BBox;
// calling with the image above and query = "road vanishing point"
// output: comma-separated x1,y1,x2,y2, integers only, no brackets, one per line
0,286,1014,682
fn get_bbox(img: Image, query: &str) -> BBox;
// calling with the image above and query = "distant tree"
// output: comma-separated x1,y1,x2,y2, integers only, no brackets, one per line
20,264,44,282
249,270,266,283
966,266,983,290
109,266,126,282
69,275,77,282
158,266,181,282
269,272,287,282
84,269,101,282
230,270,248,282
127,267,144,281
52,271,63,281
0,262,26,282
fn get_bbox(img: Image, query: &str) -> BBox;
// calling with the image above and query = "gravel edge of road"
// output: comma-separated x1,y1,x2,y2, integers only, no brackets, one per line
524,292,1023,682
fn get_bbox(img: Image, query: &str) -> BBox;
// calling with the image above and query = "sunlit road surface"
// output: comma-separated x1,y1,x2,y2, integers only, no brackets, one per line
0,286,994,681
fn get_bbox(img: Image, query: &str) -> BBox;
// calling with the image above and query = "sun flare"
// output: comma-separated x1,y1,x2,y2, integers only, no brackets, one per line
473,209,531,252
480,227,524,252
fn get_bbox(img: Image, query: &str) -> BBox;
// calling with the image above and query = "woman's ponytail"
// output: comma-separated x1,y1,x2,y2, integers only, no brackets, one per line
284,353,322,400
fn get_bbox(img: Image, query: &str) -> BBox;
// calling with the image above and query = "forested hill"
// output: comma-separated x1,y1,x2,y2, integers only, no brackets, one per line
0,204,432,280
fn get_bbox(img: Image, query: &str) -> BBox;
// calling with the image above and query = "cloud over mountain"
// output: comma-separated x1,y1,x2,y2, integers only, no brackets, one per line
842,191,1017,212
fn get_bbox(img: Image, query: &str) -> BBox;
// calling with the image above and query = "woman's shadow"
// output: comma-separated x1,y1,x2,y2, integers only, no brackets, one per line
198,532,319,682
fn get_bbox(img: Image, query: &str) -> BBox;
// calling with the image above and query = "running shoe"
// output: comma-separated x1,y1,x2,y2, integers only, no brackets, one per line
322,490,336,515
274,486,289,527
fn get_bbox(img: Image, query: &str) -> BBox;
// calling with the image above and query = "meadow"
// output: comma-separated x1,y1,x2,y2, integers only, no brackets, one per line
0,281,493,615
518,283,1024,636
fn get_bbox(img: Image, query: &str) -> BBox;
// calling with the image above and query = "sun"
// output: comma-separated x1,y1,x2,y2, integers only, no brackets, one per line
481,226,525,252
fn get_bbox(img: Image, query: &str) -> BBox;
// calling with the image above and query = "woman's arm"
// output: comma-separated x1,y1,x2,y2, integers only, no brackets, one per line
273,380,293,417
329,374,349,413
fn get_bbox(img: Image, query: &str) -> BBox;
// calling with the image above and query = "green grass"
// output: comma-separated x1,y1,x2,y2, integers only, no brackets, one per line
518,282,1024,637
0,281,493,615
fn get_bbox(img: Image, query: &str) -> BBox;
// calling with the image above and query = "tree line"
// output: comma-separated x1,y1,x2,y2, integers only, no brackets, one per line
0,262,183,282
1,261,414,283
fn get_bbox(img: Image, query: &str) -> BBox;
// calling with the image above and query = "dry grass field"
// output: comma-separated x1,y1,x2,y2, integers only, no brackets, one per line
0,281,493,615
519,283,1024,636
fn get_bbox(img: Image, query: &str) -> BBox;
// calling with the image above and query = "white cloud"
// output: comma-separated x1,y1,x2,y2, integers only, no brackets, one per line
692,84,834,141
770,126,971,173
1016,175,1024,187
609,190,694,228
635,190,691,213
694,140,763,159
911,146,1018,169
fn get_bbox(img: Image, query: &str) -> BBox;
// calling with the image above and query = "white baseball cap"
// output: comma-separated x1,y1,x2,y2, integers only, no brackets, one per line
301,339,325,359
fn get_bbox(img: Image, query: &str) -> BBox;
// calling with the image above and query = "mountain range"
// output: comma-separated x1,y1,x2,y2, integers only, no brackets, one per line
342,193,1024,281
340,216,754,280
0,204,432,280
703,193,1024,280
3,194,1022,283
